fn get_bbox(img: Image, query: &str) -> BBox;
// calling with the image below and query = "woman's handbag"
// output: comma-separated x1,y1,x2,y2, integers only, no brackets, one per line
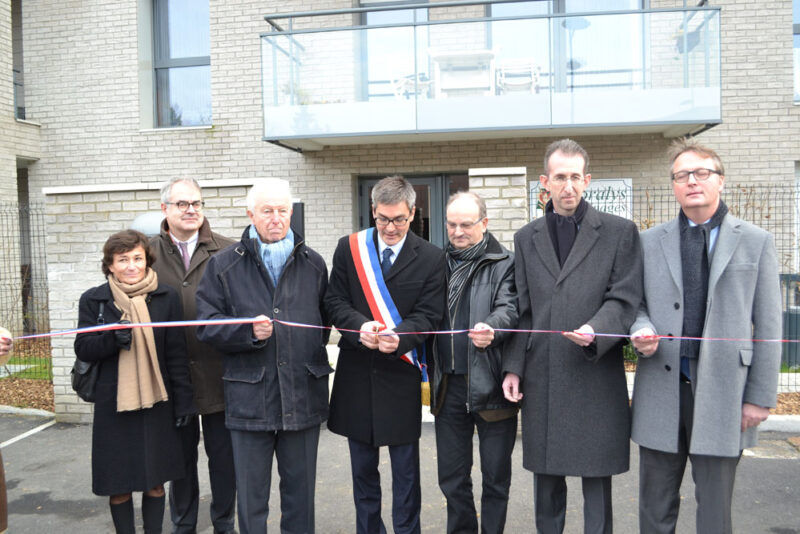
71,302,104,402
71,359,99,402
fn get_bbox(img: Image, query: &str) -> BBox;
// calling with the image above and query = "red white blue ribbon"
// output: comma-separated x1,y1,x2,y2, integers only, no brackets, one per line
349,228,427,380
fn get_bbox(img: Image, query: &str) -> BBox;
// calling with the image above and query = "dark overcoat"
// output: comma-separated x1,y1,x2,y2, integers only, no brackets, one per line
504,204,643,477
74,282,195,496
150,218,235,414
196,227,331,432
326,230,446,447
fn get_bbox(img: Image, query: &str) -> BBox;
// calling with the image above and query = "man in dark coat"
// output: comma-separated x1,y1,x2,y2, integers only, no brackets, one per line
196,178,330,534
150,177,236,534
430,191,519,534
503,139,643,534
630,139,781,533
326,175,446,534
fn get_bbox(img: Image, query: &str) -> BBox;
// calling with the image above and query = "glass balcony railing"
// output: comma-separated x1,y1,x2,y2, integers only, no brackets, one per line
261,3,721,149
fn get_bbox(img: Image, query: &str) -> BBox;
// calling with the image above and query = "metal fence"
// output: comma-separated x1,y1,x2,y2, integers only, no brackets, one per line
0,202,51,380
626,184,799,391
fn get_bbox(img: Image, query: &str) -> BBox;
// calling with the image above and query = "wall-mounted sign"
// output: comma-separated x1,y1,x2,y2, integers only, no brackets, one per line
529,178,633,220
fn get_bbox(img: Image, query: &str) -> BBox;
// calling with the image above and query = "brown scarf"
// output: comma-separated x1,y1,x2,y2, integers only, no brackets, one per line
107,268,168,412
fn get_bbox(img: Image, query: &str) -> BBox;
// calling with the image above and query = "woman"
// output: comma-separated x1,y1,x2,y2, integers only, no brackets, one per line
74,230,194,534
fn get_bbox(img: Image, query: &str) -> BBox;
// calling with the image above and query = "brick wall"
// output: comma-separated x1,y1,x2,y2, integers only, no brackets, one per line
12,0,800,418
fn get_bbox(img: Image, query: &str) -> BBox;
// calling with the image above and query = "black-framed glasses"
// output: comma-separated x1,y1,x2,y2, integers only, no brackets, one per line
446,218,484,231
167,200,204,212
671,168,721,184
375,215,409,227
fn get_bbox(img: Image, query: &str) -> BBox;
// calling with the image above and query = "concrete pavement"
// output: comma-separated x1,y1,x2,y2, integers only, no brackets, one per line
1,410,799,533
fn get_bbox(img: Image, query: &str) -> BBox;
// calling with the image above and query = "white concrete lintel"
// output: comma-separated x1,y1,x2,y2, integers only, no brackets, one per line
42,178,260,196
468,167,527,177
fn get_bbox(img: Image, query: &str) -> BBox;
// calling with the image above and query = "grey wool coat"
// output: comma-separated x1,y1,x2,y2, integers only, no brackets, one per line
504,203,643,477
630,213,782,457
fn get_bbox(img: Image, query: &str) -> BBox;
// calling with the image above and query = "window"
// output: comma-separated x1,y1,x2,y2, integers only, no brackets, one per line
153,0,211,126
360,1,429,101
794,0,800,101
489,1,644,93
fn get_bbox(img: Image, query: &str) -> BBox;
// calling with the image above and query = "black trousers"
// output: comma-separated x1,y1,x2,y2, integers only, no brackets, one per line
348,437,421,534
639,380,741,534
169,412,236,533
230,425,320,534
434,374,517,534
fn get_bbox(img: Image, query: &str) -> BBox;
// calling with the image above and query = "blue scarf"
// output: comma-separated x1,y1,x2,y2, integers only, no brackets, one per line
249,225,295,286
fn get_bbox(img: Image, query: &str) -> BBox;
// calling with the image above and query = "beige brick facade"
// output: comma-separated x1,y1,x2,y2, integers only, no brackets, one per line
0,1,796,420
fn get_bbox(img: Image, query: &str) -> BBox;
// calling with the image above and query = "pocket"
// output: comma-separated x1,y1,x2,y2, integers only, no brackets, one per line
222,367,267,420
306,363,335,378
739,348,753,366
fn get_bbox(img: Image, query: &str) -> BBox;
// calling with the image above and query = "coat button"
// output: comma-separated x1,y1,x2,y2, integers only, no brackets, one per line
673,302,679,309
182,281,190,287
274,308,280,314
664,365,671,371
278,361,286,366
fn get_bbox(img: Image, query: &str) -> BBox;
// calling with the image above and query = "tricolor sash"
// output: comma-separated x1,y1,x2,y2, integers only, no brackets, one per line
348,228,428,382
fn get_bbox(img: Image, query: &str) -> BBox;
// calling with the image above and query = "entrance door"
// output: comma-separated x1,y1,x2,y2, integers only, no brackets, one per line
358,174,468,248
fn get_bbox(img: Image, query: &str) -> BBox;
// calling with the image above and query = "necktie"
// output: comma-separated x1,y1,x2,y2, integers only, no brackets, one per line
381,248,393,276
177,241,191,272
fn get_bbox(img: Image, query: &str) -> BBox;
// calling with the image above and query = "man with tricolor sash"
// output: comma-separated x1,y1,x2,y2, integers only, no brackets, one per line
326,175,446,534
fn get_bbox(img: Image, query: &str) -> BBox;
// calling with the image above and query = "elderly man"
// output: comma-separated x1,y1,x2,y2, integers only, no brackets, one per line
196,179,330,534
149,177,236,534
502,138,643,534
630,139,781,534
431,191,518,534
326,175,446,534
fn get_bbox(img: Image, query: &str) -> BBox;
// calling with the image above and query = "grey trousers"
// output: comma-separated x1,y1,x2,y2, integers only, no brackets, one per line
230,425,320,534
638,380,741,534
533,473,613,534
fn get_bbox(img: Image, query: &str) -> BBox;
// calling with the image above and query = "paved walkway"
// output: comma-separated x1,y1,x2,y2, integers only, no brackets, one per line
1,411,799,533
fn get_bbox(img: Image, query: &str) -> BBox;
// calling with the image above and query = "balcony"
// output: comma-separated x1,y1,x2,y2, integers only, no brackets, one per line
261,2,721,151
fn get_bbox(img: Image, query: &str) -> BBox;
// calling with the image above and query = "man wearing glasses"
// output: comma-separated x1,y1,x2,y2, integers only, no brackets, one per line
326,175,446,534
150,177,237,534
629,139,781,533
430,191,519,534
502,138,643,533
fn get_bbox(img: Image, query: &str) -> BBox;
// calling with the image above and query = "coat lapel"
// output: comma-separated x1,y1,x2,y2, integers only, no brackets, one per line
531,220,561,281
556,206,601,285
708,214,741,294
383,231,419,282
659,218,683,295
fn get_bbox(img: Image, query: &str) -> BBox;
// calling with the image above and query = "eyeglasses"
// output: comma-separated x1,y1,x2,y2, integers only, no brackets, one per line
549,175,585,184
446,218,484,231
375,215,410,227
671,168,721,184
167,200,204,212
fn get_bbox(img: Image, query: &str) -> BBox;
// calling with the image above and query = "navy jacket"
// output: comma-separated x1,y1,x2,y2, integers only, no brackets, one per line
196,227,331,432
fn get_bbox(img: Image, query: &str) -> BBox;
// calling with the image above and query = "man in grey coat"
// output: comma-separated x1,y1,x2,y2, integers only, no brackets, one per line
150,177,237,534
630,139,781,534
502,139,643,534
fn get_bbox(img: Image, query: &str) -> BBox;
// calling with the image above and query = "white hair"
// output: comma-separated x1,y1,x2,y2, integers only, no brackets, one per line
246,178,292,211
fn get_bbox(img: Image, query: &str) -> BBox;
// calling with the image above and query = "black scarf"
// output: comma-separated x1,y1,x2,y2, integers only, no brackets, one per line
446,234,489,315
679,200,728,363
545,198,588,267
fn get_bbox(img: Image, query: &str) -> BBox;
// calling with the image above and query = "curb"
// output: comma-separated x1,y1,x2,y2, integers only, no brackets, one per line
0,405,55,418
761,415,800,433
